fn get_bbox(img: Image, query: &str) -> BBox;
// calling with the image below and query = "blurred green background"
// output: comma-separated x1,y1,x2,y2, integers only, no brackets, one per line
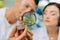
0,0,16,8
0,0,60,8
4,0,16,8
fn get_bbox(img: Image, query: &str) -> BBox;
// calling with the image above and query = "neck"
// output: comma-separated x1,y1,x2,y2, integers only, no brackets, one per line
46,25,58,34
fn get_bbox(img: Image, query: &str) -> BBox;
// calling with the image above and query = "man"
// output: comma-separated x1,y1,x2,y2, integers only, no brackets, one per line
7,0,36,40
0,0,39,40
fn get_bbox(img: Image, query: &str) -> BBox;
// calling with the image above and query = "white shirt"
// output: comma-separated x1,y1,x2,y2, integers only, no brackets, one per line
0,8,15,40
32,26,60,40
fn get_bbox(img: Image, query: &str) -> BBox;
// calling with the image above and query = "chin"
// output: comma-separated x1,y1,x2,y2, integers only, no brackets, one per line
44,23,52,26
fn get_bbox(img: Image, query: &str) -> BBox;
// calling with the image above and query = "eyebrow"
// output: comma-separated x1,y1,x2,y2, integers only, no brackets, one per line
44,10,58,13
50,11,57,13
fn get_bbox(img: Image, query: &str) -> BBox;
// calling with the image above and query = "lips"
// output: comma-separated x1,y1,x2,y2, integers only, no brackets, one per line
45,20,50,22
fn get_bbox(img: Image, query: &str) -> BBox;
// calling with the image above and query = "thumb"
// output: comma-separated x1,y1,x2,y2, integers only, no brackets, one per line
15,32,18,38
17,27,28,40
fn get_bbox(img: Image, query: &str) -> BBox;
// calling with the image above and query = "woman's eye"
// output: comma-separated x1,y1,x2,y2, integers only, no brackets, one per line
51,13,56,16
51,13,57,16
43,13,47,15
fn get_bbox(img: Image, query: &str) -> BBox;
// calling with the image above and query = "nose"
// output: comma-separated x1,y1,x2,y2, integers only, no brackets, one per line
46,14,50,19
22,7,31,14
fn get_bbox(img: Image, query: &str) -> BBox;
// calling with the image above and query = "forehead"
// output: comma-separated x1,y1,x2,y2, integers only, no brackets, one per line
44,5,59,13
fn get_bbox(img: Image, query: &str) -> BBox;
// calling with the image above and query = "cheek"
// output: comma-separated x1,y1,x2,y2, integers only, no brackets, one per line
7,14,16,24
22,7,31,13
51,16,59,25
43,17,45,22
43,15,59,24
43,15,46,21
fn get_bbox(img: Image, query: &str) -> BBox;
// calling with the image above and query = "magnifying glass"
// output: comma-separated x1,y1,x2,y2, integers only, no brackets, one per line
22,11,36,26
15,11,37,35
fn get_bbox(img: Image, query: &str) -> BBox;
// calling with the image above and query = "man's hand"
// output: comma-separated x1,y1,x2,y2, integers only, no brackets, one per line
8,22,33,40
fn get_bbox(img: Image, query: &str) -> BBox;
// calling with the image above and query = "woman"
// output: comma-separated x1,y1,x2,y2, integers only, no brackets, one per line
33,2,60,40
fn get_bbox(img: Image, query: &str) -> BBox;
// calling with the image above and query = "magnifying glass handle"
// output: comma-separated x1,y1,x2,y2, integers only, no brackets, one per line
17,28,24,35
16,21,25,35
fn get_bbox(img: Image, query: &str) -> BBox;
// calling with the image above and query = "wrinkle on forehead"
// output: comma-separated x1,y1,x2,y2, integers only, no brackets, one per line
21,0,36,11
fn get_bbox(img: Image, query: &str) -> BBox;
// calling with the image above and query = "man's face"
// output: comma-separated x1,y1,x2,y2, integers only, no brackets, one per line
18,0,36,17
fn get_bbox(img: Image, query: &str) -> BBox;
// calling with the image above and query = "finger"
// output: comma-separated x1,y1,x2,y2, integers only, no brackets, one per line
25,38,28,40
8,37,16,40
15,32,18,38
27,32,33,40
17,27,27,40
8,26,17,38
21,36,27,40
19,21,24,24
27,29,33,36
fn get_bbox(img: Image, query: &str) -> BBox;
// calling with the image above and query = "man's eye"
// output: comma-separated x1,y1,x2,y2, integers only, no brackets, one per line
26,5,29,8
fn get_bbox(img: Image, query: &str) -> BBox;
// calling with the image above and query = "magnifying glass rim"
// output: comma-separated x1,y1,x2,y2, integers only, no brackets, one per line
22,11,37,26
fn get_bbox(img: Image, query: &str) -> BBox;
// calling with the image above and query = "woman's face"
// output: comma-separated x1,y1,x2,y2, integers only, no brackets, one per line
43,5,60,26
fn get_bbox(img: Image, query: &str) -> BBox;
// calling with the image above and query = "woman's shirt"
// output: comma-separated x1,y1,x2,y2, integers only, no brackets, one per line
32,26,60,40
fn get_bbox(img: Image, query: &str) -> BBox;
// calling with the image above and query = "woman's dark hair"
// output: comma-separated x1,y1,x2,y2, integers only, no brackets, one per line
43,2,60,26
35,0,39,5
